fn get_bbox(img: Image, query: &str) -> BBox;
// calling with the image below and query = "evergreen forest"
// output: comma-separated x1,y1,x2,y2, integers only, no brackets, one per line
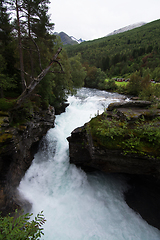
1,1,160,238
1,0,160,110
66,19,160,79
0,0,85,113
65,19,160,98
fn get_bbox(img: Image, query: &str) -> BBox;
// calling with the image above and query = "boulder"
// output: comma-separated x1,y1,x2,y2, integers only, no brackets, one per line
67,101,160,177
67,125,160,177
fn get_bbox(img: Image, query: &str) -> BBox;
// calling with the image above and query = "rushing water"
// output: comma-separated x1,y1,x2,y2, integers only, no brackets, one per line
18,88,160,240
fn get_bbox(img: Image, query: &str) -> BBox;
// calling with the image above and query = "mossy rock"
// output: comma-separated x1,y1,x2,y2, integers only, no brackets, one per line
0,111,9,117
0,117,5,127
89,111,160,159
0,133,13,143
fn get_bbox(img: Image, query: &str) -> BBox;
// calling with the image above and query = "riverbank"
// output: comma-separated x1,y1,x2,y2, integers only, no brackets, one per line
67,99,160,230
0,105,55,215
17,88,160,239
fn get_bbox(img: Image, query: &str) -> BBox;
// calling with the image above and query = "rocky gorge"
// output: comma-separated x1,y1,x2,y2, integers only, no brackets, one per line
67,100,160,230
1,96,160,233
0,105,55,215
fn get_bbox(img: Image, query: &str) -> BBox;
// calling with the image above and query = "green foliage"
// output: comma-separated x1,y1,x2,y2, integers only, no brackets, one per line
0,98,15,111
126,71,142,95
139,74,154,100
69,53,86,88
151,67,160,82
0,54,17,97
0,1,20,96
152,84,160,99
0,0,74,109
42,43,73,108
96,68,106,89
84,66,106,89
85,66,98,88
105,79,118,91
0,210,46,240
89,114,127,148
66,19,160,79
89,113,160,157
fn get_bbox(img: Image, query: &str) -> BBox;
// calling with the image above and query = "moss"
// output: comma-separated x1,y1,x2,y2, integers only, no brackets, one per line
0,111,9,117
0,133,13,143
10,100,34,125
89,113,160,158
0,117,5,126
0,98,15,111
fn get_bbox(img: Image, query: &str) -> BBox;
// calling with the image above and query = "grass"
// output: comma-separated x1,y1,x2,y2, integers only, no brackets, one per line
115,81,129,87
88,113,160,158
105,78,129,86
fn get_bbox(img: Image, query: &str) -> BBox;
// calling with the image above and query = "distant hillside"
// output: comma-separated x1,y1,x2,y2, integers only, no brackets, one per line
54,32,85,45
106,22,146,36
65,19,160,78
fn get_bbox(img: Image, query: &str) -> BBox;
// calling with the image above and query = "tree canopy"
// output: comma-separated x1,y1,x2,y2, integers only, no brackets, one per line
0,0,74,110
65,19,160,80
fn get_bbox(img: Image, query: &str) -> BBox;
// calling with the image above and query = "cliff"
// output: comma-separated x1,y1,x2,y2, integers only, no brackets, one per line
67,100,160,229
0,106,55,215
67,100,160,177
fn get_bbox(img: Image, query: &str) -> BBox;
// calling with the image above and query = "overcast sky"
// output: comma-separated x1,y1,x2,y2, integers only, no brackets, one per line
49,0,160,41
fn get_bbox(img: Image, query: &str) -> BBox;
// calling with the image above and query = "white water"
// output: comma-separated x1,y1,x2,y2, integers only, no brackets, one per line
18,88,160,240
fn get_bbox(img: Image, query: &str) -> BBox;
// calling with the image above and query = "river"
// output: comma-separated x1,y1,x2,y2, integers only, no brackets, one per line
18,88,160,240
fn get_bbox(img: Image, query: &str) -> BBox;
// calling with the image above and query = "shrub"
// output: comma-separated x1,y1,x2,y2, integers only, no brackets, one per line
126,71,142,96
0,98,15,111
0,210,46,240
105,79,117,91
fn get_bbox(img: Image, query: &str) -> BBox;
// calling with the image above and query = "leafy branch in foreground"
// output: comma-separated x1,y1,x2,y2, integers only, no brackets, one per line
0,210,46,240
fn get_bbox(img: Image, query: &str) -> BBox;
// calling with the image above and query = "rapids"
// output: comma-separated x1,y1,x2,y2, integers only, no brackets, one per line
18,88,160,240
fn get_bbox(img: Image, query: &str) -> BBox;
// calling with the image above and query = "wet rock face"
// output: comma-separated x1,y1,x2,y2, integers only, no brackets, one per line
0,106,55,215
67,100,160,230
67,101,160,178
68,125,160,177
124,174,160,230
67,101,160,229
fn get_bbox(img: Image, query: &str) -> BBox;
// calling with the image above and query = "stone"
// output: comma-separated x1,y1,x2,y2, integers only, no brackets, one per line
67,101,160,177
67,125,160,177
0,105,55,215
67,100,160,229
107,100,152,111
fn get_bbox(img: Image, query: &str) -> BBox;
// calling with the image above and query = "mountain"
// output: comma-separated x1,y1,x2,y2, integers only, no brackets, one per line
65,19,160,78
54,32,85,45
106,22,146,36
70,36,85,44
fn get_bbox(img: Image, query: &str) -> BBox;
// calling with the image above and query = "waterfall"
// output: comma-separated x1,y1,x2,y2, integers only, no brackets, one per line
18,88,160,240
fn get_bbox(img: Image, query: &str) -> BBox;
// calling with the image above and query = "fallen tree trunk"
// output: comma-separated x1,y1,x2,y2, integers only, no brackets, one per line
14,47,62,109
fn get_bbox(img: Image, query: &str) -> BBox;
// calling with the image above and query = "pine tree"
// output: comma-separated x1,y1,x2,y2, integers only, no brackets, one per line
0,0,17,97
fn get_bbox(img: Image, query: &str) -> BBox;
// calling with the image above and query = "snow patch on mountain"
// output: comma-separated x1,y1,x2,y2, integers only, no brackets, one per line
70,36,85,44
106,22,146,36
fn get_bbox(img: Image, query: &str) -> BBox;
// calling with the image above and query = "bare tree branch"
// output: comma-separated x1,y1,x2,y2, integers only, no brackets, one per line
50,60,64,73
14,47,62,109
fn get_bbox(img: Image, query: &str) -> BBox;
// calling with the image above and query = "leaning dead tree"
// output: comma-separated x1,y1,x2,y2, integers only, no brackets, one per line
14,47,63,109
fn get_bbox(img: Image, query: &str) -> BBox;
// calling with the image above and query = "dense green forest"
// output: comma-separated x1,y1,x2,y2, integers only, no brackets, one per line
1,0,160,111
0,2,160,237
66,19,160,78
65,19,160,98
0,0,84,113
